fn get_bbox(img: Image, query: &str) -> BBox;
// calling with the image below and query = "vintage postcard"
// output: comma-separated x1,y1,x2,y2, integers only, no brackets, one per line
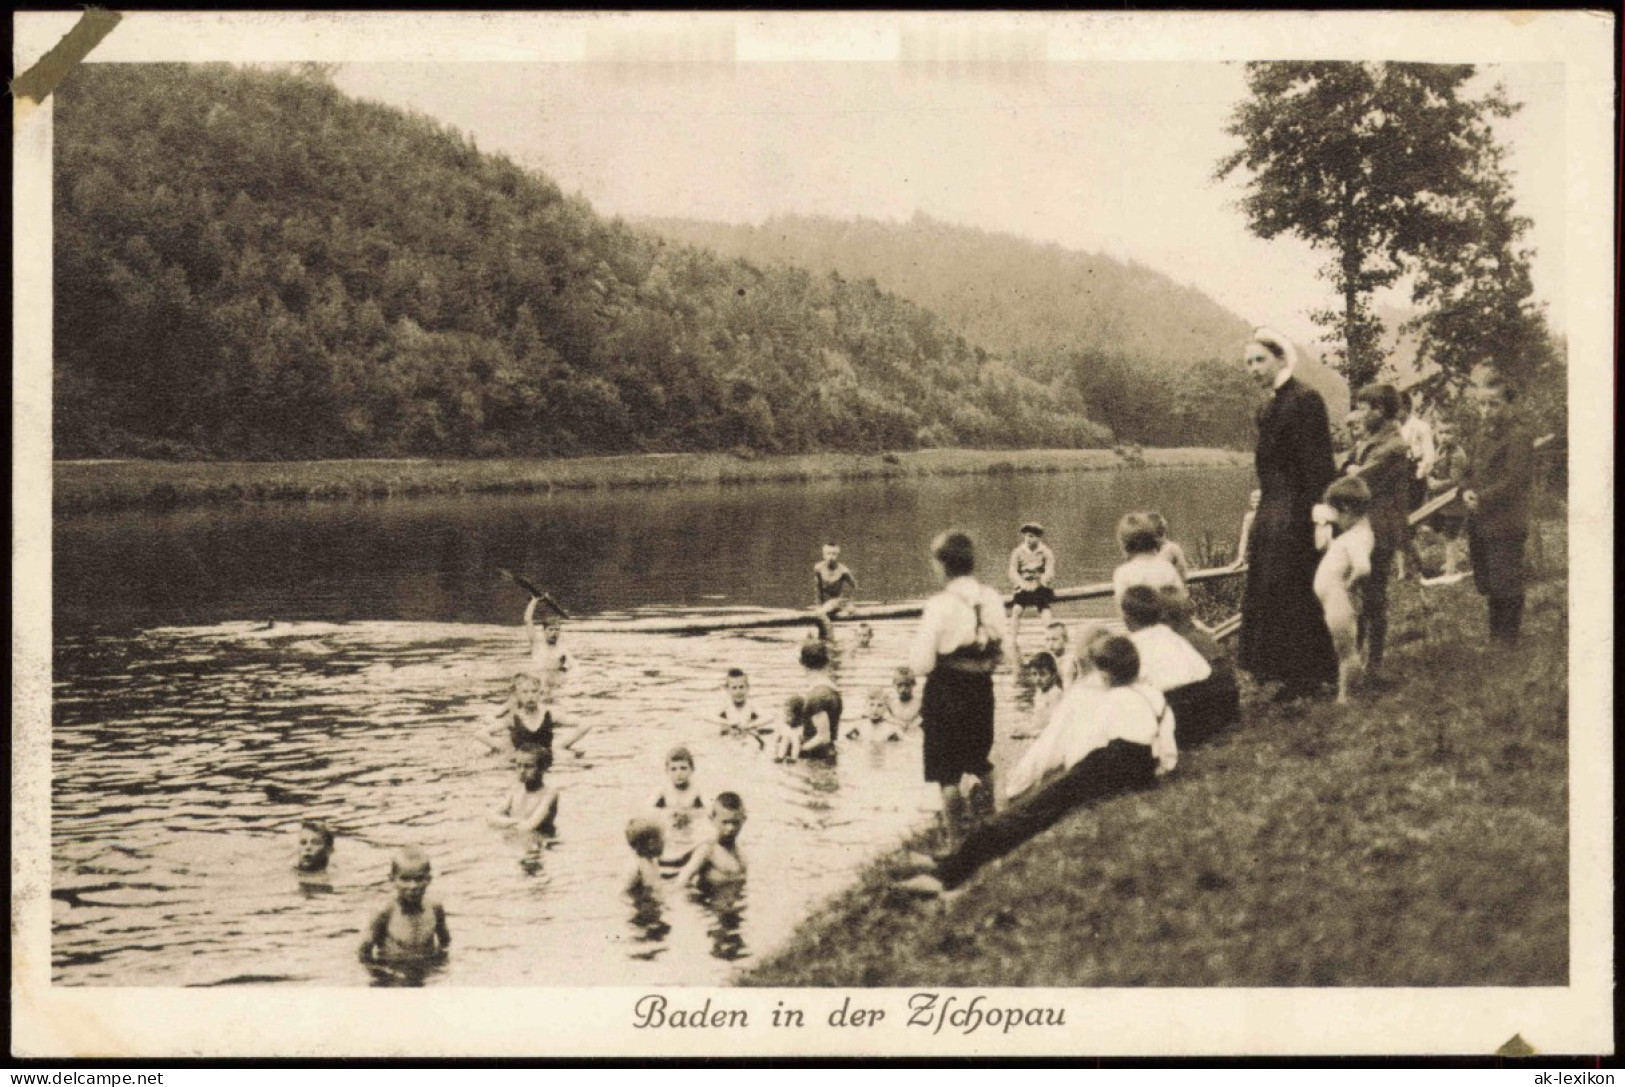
12,10,1614,1059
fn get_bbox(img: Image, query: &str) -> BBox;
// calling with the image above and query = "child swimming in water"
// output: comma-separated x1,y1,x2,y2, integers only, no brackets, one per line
715,668,766,738
472,672,592,757
358,847,450,965
854,622,875,649
523,598,570,687
490,748,559,834
1043,621,1082,689
295,818,334,875
651,746,707,868
776,696,806,762
677,792,747,888
1314,476,1375,705
622,818,666,896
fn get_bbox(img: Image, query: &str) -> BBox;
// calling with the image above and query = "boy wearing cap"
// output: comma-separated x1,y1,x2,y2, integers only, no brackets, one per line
1007,522,1057,650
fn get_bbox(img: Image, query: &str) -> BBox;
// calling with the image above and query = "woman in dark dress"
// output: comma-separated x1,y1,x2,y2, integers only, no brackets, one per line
1237,330,1339,698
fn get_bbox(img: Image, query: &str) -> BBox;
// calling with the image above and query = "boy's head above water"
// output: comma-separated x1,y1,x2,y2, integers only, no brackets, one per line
892,666,916,695
711,792,746,845
625,817,665,860
724,668,750,705
799,638,830,672
511,671,547,705
665,746,695,787
297,819,335,872
389,848,433,908
541,620,562,645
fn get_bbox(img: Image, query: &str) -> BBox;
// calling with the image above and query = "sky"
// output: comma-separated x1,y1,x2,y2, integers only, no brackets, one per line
333,60,1567,354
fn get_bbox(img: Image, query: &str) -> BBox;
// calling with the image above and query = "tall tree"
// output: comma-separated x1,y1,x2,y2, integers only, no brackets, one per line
1216,62,1516,389
1403,130,1557,401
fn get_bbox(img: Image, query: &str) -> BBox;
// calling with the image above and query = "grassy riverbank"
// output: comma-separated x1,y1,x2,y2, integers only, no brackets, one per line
745,520,1570,987
52,447,1248,515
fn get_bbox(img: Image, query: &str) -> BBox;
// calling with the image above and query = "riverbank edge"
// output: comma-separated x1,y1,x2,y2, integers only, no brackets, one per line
53,447,1251,515
740,521,1569,988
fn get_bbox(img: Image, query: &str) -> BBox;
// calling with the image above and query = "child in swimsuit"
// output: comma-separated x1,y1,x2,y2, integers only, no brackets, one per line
812,543,857,639
715,668,766,738
523,598,570,688
651,746,707,869
472,671,592,756
622,818,666,896
1314,476,1375,705
677,792,747,889
490,748,559,834
1113,511,1189,615
1006,522,1057,649
358,847,450,965
868,665,921,741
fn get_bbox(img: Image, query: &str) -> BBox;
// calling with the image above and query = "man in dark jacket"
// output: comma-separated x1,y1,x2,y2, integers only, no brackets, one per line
1462,376,1535,643
1238,331,1339,698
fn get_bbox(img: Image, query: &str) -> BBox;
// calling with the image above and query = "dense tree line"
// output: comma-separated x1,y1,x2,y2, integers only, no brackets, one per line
54,64,1111,460
642,213,1281,448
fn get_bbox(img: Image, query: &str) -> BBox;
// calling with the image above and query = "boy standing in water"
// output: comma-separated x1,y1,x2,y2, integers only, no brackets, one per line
1006,523,1056,649
812,543,857,639
715,668,765,738
678,792,747,888
651,746,707,868
473,671,593,757
358,848,451,965
491,748,559,834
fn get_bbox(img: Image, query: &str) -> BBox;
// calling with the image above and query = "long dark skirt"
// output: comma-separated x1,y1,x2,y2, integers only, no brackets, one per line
935,740,1155,889
1239,507,1338,685
920,668,995,786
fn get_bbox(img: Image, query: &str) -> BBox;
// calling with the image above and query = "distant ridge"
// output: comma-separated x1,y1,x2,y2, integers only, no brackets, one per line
642,212,1349,417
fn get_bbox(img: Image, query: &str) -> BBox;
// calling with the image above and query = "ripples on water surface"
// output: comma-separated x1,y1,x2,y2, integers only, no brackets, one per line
51,468,1252,986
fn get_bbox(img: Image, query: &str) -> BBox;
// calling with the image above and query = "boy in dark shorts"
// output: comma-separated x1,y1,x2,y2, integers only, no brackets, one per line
358,848,451,965
812,542,857,639
1006,522,1056,649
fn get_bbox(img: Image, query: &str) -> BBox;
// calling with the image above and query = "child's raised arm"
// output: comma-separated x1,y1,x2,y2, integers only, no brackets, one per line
522,595,541,651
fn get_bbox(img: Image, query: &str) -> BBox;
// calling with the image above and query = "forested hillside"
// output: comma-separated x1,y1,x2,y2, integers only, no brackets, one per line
643,214,1349,441
54,64,1112,460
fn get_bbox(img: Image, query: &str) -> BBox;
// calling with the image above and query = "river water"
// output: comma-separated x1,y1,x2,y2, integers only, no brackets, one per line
50,466,1252,986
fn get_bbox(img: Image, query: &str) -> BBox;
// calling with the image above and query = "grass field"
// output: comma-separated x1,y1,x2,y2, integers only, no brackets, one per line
745,520,1569,988
51,447,1249,515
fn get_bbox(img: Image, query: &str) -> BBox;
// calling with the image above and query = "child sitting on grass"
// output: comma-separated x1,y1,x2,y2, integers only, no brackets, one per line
1313,476,1375,704
358,847,451,965
787,638,843,758
473,671,592,757
677,792,747,888
1113,511,1189,616
897,635,1173,897
490,748,559,834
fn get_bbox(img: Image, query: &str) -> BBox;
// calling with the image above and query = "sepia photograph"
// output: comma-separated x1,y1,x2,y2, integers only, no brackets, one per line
12,10,1614,1059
